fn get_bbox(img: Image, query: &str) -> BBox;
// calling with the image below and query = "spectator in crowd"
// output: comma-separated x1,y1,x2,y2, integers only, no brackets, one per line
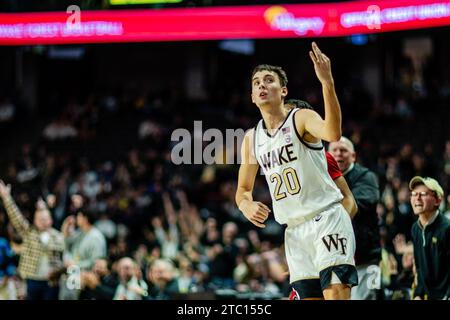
393,185,416,241
60,208,107,299
0,233,17,299
445,195,450,220
113,257,148,300
0,96,15,124
152,192,181,261
94,213,117,243
200,217,221,247
377,233,415,300
147,258,180,300
43,117,78,141
235,252,281,296
62,209,107,270
177,256,195,294
409,176,449,300
208,222,239,289
391,235,415,300
261,248,289,292
80,258,118,300
0,180,65,300
329,137,381,300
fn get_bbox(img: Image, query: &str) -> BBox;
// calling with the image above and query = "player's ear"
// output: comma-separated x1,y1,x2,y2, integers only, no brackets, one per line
251,93,256,104
281,87,288,99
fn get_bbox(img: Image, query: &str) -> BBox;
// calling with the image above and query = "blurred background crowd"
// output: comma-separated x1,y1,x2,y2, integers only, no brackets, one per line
0,4,449,300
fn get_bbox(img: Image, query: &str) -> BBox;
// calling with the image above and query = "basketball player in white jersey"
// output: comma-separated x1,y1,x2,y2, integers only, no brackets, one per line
235,42,358,300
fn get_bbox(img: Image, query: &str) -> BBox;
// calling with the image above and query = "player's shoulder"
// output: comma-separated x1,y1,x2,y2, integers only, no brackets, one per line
292,107,319,139
245,127,255,136
244,127,256,142
294,107,318,118
292,107,319,127
242,128,258,161
242,128,256,149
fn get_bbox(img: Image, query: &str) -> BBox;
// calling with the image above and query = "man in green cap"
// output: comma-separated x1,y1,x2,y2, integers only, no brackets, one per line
409,176,449,300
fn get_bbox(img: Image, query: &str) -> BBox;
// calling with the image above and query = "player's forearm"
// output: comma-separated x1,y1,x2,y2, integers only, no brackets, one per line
341,196,357,219
321,82,342,142
235,188,253,210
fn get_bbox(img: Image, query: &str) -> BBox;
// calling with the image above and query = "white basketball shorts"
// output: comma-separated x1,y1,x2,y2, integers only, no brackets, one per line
285,202,358,296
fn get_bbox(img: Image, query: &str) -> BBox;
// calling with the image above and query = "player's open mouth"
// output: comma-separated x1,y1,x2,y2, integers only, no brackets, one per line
260,92,267,98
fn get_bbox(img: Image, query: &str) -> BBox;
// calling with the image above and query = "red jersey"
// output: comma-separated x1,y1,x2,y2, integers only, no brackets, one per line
326,151,342,180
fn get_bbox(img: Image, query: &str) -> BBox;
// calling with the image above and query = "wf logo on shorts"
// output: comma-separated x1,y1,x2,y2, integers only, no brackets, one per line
321,234,347,255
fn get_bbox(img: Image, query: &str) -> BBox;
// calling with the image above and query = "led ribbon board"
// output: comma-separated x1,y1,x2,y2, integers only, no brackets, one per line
109,0,183,4
1,0,450,45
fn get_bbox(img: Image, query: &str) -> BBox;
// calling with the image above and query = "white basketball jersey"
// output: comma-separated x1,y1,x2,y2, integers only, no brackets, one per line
254,108,343,225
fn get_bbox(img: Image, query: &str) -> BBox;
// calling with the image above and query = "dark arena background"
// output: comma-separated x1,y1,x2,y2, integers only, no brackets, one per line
0,0,449,305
